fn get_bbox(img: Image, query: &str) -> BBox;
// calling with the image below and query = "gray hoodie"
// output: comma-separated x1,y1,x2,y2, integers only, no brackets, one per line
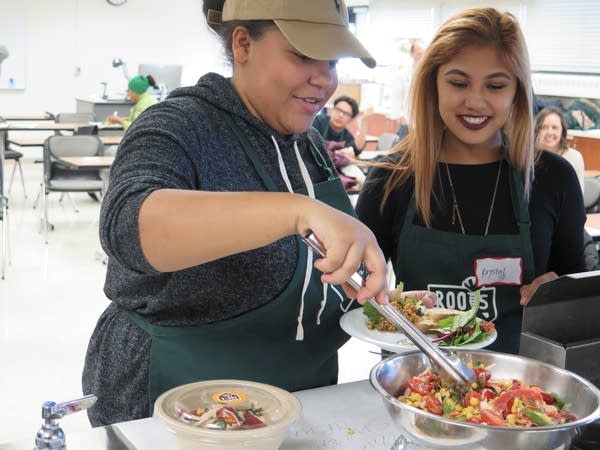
83,72,337,426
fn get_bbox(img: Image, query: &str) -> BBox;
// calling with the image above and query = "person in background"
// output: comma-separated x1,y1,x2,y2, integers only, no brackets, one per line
534,106,600,270
534,106,585,193
313,95,366,188
107,74,158,130
82,0,390,427
356,7,585,355
389,40,425,140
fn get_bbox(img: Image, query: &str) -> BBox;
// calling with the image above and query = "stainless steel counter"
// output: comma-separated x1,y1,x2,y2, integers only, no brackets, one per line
1,380,400,450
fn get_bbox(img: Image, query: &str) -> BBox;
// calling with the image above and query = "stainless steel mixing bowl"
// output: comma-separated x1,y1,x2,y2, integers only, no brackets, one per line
370,350,600,450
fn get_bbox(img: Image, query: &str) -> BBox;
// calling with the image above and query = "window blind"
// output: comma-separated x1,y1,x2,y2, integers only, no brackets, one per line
525,0,600,74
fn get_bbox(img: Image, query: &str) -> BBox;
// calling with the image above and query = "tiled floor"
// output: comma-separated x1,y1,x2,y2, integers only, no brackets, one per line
0,157,381,445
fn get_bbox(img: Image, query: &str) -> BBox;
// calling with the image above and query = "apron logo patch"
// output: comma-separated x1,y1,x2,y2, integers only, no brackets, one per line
428,276,498,321
212,390,248,404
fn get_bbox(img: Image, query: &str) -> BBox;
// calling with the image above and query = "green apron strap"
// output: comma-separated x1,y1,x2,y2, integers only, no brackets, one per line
306,135,338,180
394,160,536,353
127,110,356,411
508,164,535,282
218,110,279,192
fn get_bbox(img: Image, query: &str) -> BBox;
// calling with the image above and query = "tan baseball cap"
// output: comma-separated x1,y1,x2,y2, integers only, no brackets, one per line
220,0,376,68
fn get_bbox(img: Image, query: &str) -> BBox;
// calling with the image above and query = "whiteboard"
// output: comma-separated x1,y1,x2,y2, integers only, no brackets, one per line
0,1,26,90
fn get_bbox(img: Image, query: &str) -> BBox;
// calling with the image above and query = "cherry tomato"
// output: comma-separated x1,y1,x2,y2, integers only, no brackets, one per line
463,391,481,407
506,398,515,415
425,395,443,415
407,377,432,395
468,416,484,424
480,388,496,402
481,408,505,426
493,389,543,414
558,411,577,423
480,321,495,333
423,372,438,383
243,410,265,427
216,407,241,426
539,391,555,405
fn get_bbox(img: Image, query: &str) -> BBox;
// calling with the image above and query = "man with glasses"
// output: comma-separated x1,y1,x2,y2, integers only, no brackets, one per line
313,95,366,189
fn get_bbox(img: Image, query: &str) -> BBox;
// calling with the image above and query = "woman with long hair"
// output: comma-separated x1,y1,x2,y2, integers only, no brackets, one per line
357,8,585,354
535,106,585,193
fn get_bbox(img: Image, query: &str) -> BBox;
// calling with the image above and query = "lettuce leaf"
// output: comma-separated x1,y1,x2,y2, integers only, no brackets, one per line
362,302,382,325
435,290,481,331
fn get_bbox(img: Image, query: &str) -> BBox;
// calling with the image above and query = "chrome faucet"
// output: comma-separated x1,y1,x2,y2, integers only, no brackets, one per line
34,395,97,450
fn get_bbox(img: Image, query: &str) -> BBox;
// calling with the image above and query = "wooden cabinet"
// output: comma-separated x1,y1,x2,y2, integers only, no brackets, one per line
569,135,600,170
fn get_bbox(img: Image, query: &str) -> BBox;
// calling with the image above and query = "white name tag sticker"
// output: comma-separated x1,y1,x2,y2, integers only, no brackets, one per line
474,257,523,287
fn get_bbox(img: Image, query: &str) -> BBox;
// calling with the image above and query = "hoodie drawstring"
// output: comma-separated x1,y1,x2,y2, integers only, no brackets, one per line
272,136,324,340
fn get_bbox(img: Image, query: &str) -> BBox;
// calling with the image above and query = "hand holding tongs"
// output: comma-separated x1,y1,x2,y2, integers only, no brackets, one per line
301,231,475,386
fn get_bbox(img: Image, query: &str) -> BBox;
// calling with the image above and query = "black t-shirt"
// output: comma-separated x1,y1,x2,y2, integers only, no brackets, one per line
356,151,586,277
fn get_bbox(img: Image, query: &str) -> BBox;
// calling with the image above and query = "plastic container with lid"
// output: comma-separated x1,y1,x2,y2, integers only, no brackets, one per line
153,379,302,450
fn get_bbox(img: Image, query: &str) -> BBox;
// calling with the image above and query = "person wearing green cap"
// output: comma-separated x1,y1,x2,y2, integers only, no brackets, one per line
107,74,158,130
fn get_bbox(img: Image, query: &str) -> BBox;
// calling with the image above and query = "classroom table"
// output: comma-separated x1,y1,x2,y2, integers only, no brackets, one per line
585,170,600,178
8,135,122,147
57,156,115,198
57,156,115,170
586,213,600,241
6,122,96,131
0,113,54,121
5,122,123,132
358,150,386,160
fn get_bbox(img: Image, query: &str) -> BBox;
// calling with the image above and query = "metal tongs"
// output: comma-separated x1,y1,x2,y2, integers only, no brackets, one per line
301,231,475,386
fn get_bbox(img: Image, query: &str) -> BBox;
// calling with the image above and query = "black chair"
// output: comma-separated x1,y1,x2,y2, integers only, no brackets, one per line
0,127,9,279
55,112,96,136
74,124,99,135
376,132,400,151
40,135,104,243
4,148,27,198
584,177,600,213
55,112,95,123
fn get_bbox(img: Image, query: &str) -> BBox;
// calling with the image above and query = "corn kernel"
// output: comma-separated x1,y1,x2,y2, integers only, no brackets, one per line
455,404,463,412
469,397,479,406
511,398,521,415
507,414,517,426
471,382,479,390
466,411,473,420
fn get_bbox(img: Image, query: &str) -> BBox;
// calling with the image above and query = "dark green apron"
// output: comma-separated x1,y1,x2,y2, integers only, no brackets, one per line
395,163,535,354
126,113,355,412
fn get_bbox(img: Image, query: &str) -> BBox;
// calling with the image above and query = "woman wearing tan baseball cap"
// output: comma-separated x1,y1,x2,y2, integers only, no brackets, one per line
82,0,389,426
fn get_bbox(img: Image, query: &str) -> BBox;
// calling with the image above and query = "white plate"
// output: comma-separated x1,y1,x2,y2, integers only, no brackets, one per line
339,308,497,353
